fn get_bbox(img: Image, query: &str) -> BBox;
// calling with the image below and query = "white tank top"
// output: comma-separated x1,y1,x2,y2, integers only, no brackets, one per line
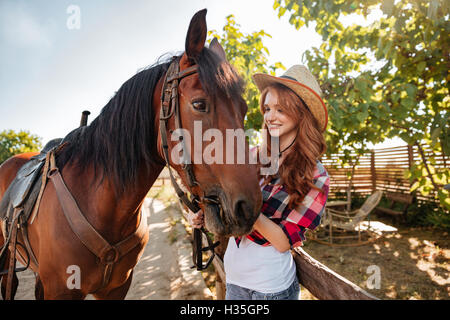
224,236,296,293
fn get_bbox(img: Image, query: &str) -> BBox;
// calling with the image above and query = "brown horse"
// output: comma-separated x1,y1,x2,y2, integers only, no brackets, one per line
0,9,261,300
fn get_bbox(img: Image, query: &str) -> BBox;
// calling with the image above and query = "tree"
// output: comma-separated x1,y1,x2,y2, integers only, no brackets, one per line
274,0,449,209
0,130,42,164
208,15,285,131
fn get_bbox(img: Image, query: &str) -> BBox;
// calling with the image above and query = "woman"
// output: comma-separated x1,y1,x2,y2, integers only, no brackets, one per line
188,65,330,300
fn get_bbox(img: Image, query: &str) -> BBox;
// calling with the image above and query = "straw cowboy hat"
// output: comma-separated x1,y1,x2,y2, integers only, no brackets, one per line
252,65,328,132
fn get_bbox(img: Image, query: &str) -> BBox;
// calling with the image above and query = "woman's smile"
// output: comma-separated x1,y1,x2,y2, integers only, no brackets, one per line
267,123,281,130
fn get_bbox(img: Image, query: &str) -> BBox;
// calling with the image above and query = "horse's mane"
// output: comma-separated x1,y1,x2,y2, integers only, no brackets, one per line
57,48,244,195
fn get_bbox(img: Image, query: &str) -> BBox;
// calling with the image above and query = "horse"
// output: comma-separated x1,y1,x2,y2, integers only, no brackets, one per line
0,9,262,300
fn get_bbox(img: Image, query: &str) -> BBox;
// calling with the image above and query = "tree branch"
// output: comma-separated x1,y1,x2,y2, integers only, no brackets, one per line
415,143,440,191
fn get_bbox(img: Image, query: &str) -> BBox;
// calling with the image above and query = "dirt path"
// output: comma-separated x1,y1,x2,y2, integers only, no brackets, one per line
11,198,213,300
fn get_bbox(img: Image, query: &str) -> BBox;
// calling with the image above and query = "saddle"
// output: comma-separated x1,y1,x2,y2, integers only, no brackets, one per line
0,138,64,300
0,126,85,227
0,139,62,225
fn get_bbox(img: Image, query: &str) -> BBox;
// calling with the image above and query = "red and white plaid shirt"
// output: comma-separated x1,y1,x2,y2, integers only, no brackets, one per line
236,160,329,249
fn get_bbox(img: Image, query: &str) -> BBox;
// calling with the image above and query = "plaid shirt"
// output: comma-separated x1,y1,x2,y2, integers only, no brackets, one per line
236,160,329,249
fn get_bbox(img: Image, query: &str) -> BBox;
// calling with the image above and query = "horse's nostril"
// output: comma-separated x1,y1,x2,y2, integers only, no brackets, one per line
234,199,252,221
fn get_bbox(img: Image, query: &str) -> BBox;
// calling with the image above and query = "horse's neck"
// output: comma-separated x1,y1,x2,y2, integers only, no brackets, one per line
110,163,164,237
65,162,164,241
120,163,164,208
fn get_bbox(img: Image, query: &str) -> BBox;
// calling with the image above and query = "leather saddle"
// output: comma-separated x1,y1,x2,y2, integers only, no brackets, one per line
0,125,87,227
0,138,62,227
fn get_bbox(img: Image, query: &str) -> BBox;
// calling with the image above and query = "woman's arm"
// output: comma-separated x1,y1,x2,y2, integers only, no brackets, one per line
253,214,291,253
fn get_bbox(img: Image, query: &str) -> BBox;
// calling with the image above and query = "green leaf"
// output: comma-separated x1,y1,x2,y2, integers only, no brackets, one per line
405,84,417,97
417,61,426,73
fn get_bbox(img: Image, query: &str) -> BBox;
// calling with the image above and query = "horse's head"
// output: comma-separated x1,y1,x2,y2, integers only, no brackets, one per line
157,9,262,236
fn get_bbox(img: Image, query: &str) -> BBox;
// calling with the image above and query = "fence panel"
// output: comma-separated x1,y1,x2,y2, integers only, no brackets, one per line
321,144,449,206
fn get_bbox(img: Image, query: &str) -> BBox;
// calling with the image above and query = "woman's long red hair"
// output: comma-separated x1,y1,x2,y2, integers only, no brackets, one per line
258,83,327,209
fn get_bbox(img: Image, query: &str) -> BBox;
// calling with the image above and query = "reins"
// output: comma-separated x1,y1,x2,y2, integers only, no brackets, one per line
159,58,219,271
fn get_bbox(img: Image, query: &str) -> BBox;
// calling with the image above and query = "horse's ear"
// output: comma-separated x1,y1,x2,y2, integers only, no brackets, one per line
185,9,207,62
210,37,227,61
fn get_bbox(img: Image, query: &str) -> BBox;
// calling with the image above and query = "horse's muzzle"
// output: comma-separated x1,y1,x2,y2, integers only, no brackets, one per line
202,190,257,237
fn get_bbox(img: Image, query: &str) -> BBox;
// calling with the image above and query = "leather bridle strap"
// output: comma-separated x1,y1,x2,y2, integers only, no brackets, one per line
159,59,219,271
159,60,200,213
167,65,198,82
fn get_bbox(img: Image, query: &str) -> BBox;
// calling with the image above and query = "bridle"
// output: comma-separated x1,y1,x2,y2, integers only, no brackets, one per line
159,57,219,270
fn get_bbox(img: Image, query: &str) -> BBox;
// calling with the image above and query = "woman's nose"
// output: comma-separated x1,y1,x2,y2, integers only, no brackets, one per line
265,109,275,122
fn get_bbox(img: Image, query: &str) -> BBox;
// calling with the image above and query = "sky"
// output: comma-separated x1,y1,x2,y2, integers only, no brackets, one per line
0,0,402,149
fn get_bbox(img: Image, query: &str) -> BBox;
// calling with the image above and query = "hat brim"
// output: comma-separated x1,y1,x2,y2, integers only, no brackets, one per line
252,73,328,132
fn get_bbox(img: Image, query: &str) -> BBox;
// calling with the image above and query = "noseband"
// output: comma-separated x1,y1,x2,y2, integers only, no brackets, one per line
159,58,219,271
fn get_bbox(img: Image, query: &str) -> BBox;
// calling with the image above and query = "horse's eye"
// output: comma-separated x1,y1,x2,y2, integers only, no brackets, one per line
192,100,208,112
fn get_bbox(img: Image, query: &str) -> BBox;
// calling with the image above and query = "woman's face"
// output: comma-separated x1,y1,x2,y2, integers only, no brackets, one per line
263,88,297,139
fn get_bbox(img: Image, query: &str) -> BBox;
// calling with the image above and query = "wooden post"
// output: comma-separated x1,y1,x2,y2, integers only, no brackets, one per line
329,210,333,244
407,145,414,170
213,235,228,300
346,186,352,212
370,150,376,192
407,145,416,193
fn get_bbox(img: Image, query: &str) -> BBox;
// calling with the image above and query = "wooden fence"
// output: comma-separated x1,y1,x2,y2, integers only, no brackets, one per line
321,144,449,205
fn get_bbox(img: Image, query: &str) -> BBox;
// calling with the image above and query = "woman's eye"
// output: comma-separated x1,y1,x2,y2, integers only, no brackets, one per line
192,100,207,112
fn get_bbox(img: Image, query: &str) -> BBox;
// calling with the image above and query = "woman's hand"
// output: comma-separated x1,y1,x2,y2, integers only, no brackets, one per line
187,209,204,229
